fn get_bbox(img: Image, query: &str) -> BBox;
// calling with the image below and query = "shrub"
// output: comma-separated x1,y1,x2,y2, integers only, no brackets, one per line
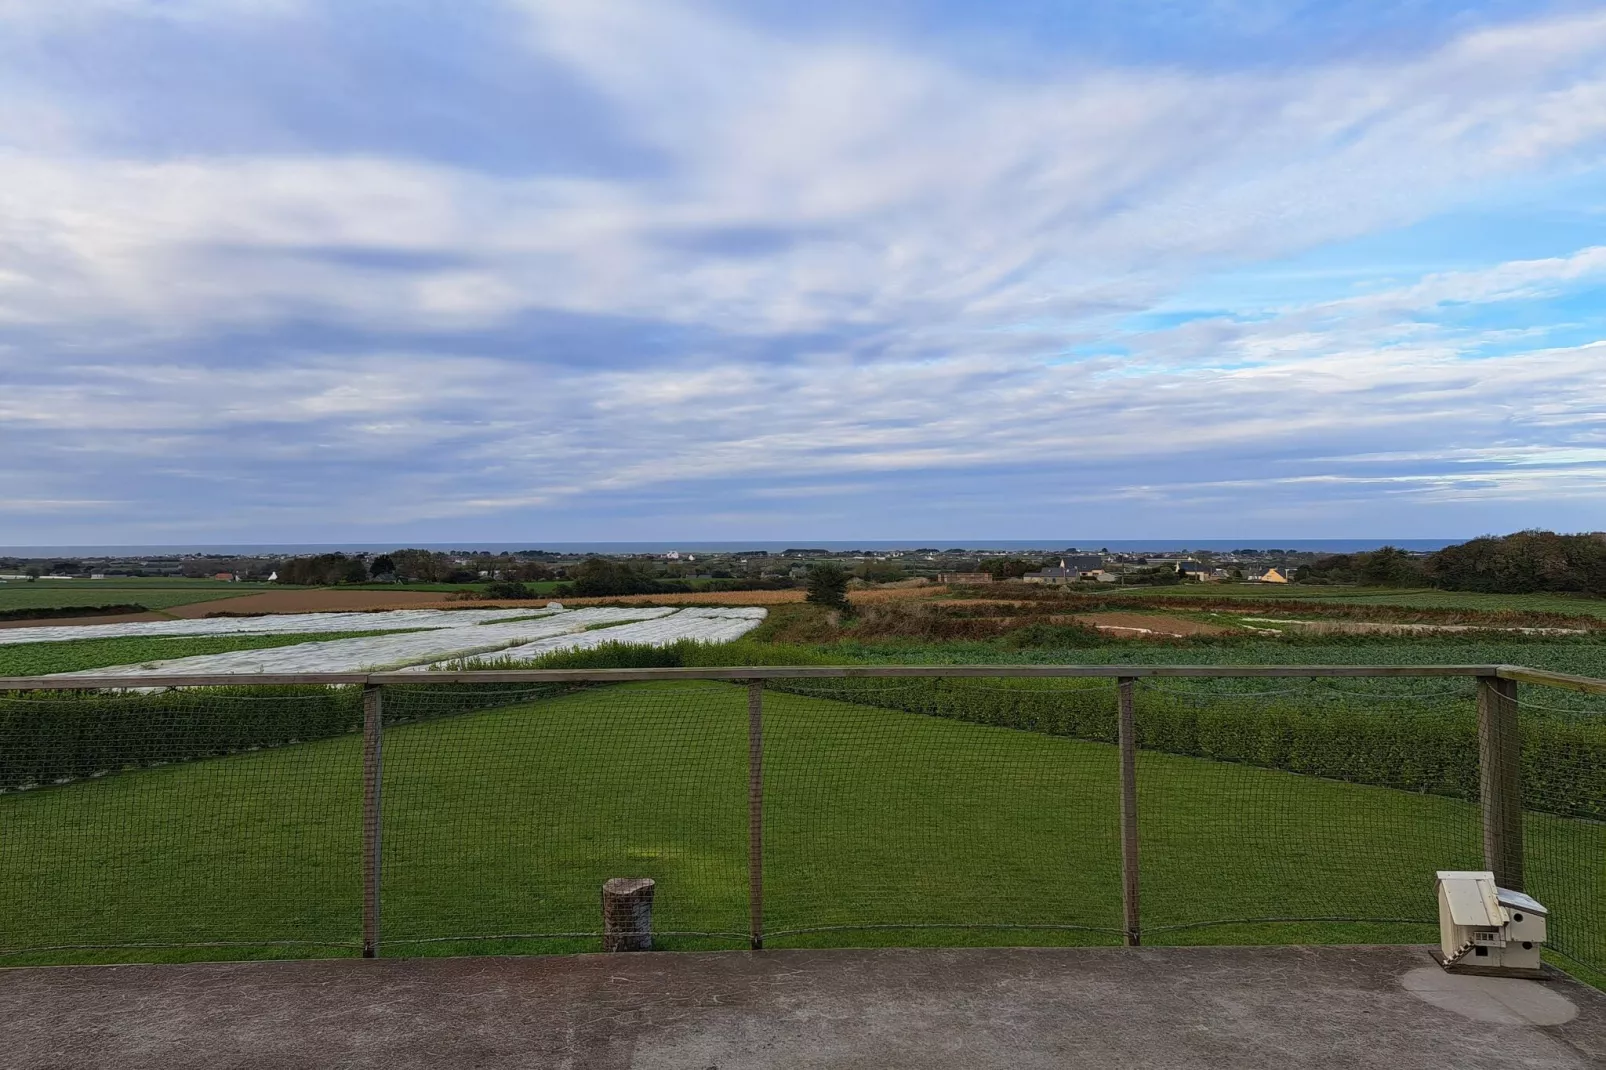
482,580,537,600
1000,622,1103,648
805,563,851,611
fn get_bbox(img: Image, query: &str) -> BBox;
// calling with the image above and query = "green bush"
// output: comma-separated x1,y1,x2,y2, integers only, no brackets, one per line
805,563,851,611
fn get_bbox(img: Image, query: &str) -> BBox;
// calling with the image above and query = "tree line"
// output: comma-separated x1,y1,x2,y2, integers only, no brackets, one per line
274,550,560,586
1296,531,1606,595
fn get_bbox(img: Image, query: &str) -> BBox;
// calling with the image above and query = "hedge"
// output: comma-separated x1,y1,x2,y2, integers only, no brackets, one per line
764,677,1606,821
0,682,574,793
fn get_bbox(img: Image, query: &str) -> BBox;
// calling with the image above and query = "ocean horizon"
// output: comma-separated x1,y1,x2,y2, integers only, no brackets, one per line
1,539,1463,556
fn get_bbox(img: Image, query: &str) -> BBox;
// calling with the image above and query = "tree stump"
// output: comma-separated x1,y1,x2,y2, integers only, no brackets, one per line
601,877,656,952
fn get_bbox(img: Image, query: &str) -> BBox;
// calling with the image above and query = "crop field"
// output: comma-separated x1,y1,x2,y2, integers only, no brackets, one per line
1088,584,1606,619
0,632,426,678
0,607,768,676
0,581,268,613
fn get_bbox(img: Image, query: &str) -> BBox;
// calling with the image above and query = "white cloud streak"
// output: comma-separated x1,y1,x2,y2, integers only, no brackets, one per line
2,1,1606,537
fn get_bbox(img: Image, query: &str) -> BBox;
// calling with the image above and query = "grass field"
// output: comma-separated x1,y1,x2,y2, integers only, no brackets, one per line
0,580,271,612
2,683,1600,978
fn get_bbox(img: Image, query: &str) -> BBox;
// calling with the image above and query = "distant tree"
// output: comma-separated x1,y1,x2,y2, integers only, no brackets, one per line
482,580,535,599
566,557,664,597
511,561,555,582
1295,554,1356,584
369,554,396,579
24,567,40,581
278,552,365,585
854,559,905,584
390,549,452,583
805,563,851,611
1358,545,1421,587
984,557,1038,581
1118,565,1184,586
1429,530,1606,595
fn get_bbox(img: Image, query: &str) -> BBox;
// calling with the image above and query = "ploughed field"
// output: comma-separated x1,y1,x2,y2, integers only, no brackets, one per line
0,682,1600,982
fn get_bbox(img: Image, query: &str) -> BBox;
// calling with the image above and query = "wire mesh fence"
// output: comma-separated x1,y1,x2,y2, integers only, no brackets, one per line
378,683,751,952
1131,679,1483,941
0,665,1602,979
1515,686,1606,979
760,680,1122,944
0,686,365,958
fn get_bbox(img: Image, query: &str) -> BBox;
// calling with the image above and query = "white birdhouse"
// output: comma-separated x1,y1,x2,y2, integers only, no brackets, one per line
1436,870,1547,978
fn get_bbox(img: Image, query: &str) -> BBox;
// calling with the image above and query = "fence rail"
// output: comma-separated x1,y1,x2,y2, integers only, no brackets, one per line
1,663,1603,974
4,663,1603,692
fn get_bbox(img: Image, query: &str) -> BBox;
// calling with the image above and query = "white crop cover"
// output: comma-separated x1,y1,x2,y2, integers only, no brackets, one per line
35,605,765,676
0,607,558,646
409,606,770,670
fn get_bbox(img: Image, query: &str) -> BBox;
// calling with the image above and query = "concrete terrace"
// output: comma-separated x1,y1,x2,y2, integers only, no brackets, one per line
4,945,1605,1069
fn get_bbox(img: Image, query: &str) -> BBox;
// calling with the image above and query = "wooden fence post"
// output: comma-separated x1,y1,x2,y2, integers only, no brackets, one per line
748,680,764,950
1117,677,1141,947
1477,675,1524,891
362,683,384,958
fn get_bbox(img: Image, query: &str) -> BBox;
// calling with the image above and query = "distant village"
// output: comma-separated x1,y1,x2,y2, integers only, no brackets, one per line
0,546,1360,586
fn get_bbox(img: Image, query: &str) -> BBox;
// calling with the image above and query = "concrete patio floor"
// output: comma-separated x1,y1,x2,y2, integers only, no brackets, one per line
4,944,1604,1069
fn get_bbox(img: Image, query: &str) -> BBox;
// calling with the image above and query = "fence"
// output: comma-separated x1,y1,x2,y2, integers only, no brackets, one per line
1,664,1603,976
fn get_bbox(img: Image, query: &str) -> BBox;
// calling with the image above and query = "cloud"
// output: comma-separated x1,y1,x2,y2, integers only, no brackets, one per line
5,5,1606,339
2,2,1606,539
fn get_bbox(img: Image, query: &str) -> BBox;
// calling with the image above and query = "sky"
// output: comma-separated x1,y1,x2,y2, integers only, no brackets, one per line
3,0,1605,544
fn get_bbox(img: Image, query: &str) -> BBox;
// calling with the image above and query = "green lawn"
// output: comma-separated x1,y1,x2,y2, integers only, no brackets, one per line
0,632,422,677
2,682,1600,978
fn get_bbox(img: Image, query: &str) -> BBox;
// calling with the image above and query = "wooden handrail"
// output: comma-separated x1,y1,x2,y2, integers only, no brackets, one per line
1494,665,1606,696
0,663,1544,690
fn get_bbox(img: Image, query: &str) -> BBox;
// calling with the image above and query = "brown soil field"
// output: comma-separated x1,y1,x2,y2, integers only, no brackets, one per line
1070,612,1233,637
